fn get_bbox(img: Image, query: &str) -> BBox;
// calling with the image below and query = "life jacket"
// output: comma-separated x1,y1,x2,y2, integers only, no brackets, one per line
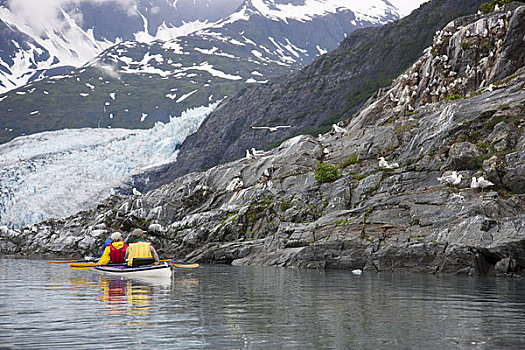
127,241,153,266
109,242,128,263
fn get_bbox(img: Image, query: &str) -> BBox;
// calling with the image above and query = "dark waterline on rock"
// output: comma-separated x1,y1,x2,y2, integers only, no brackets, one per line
1,259,524,349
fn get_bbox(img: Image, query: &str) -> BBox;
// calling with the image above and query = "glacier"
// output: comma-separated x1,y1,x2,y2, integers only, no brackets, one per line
0,103,218,229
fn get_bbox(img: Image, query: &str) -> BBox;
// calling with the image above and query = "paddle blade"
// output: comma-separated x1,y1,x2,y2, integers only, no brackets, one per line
171,263,199,268
49,260,78,264
70,265,96,270
70,262,98,268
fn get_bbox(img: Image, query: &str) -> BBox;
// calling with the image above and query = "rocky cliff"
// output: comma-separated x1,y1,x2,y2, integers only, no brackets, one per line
1,3,525,277
146,0,488,191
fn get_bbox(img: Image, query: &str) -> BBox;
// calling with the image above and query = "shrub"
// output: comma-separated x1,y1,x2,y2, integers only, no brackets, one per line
443,94,463,101
338,153,359,168
314,162,341,183
480,0,523,14
279,198,292,212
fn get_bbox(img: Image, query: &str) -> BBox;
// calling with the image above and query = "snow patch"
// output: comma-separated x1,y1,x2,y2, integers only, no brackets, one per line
176,90,198,103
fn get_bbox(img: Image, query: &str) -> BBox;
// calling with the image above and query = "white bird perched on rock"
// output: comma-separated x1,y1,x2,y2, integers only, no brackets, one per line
477,176,494,190
331,124,348,134
471,176,480,189
251,148,268,157
379,157,399,169
132,188,142,196
438,171,462,187
251,125,291,132
245,149,253,160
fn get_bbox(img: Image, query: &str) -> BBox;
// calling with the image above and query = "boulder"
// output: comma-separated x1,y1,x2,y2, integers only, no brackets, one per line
442,142,481,171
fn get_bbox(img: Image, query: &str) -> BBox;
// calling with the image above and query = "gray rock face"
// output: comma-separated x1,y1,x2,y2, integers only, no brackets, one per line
490,5,525,82
502,151,525,194
2,4,525,277
442,142,481,171
144,0,488,190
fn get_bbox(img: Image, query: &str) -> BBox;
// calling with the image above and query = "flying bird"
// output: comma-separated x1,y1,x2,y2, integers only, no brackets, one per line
251,125,291,132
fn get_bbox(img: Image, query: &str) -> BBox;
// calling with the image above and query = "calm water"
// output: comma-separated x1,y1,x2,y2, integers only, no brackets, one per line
0,259,524,349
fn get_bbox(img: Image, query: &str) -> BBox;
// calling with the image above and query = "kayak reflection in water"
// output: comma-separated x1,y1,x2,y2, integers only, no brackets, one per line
99,276,153,320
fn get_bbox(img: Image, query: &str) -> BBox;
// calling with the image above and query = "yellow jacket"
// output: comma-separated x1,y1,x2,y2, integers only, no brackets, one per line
98,241,126,265
125,241,159,266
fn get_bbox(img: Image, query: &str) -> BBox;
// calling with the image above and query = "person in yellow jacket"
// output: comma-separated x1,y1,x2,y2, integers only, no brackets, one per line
99,232,128,265
124,228,160,267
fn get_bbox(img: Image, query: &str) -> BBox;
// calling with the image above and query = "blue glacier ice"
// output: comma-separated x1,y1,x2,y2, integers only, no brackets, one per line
0,103,218,228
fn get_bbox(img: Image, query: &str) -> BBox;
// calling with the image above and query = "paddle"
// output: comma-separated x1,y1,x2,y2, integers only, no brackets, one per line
70,262,99,268
49,260,81,264
171,263,199,268
48,259,97,264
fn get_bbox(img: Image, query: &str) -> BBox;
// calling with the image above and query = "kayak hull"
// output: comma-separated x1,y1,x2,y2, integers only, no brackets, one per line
94,263,172,279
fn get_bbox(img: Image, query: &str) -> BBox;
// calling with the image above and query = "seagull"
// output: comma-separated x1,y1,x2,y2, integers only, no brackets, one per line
452,174,463,187
477,176,494,190
251,125,291,132
132,188,142,196
331,124,348,134
438,171,462,187
245,149,253,160
388,162,399,169
470,176,480,189
379,157,399,169
352,269,363,275
251,148,268,157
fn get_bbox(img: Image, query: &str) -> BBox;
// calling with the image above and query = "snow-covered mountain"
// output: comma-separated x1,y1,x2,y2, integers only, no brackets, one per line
0,103,217,228
0,0,428,145
0,0,243,93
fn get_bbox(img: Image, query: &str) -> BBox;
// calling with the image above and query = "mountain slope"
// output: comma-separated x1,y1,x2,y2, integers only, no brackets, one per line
145,0,488,191
0,0,243,93
2,4,525,277
0,0,415,144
